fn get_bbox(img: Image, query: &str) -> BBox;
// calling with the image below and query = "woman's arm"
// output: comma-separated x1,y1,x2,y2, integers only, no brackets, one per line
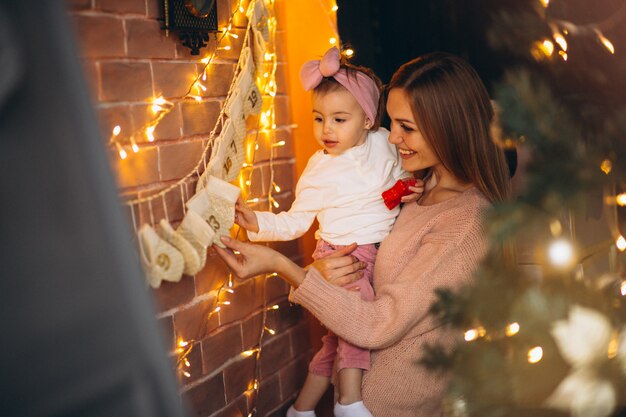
214,237,364,287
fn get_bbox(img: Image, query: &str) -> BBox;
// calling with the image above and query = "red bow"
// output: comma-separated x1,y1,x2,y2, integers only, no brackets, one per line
382,178,417,210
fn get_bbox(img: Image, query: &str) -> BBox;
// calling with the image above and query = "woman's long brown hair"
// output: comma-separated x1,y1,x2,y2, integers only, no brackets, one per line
388,52,511,204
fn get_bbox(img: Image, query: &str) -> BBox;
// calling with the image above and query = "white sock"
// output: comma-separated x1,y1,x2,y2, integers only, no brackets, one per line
333,401,373,417
286,405,316,417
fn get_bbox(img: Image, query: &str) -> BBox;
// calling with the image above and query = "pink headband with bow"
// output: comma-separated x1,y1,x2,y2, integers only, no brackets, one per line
300,47,380,125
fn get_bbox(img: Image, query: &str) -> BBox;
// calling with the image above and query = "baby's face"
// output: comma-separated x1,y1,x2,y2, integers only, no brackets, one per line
312,88,369,156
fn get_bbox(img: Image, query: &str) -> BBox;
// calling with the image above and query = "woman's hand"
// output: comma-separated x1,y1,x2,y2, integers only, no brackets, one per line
400,178,425,203
309,243,366,287
234,197,259,233
214,236,306,287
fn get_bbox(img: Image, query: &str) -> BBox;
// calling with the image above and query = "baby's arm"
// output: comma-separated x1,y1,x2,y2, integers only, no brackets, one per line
234,197,259,233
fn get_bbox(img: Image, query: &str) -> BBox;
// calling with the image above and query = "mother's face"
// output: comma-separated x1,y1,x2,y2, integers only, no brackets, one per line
386,88,440,174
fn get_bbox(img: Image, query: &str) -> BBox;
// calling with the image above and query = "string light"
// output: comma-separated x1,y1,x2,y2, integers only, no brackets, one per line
616,236,626,252
146,126,155,142
596,30,615,54
548,238,575,268
272,182,281,192
264,327,276,335
329,37,337,45
553,33,567,51
620,281,626,296
616,193,626,206
600,159,613,174
343,48,354,58
539,0,549,7
506,322,520,336
271,140,286,147
331,4,338,12
527,346,543,363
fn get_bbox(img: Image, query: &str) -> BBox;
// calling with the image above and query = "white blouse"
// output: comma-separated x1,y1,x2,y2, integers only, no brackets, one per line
247,128,407,245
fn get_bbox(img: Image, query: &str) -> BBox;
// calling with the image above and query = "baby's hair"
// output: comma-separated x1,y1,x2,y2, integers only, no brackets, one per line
313,59,384,131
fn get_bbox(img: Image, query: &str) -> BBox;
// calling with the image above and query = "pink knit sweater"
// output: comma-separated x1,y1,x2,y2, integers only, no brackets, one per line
290,187,490,417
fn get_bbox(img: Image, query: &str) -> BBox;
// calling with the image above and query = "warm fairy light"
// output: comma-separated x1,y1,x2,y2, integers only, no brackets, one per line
183,371,191,378
269,304,279,310
116,142,127,160
221,301,231,305
343,48,354,58
548,239,575,268
331,4,338,12
151,97,167,114
539,0,549,7
213,306,221,313
218,45,232,51
247,198,259,204
329,37,337,45
112,125,121,136
600,159,612,174
620,281,626,296
528,346,543,363
184,358,191,367
239,5,245,13
201,56,211,64
464,329,479,342
542,39,555,56
553,33,567,51
558,50,568,61
616,236,626,252
268,272,278,277
271,140,286,147
192,95,203,102
506,322,520,337
273,182,281,192
271,196,280,208
616,193,626,206
131,142,139,153
178,339,189,348
265,327,276,335
224,288,234,294
196,82,207,92
241,348,259,357
596,31,615,54
264,52,272,61
245,180,251,186
146,126,156,142
549,219,562,237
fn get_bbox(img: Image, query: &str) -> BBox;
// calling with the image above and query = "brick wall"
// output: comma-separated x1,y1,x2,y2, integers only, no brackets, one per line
66,0,312,415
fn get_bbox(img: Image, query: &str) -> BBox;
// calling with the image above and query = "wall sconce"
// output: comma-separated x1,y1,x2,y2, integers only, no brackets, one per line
163,0,218,55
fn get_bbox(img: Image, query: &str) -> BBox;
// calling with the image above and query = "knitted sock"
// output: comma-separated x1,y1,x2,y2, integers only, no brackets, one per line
286,405,315,417
333,401,373,417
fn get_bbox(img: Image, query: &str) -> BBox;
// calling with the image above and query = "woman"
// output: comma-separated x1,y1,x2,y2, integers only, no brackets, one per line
215,52,510,417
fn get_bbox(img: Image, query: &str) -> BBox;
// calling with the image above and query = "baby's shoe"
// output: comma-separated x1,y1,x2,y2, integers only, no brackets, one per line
286,405,316,417
333,401,373,417
138,224,184,288
159,219,202,276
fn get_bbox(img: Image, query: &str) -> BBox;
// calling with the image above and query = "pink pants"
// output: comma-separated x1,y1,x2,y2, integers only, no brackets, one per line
308,240,377,377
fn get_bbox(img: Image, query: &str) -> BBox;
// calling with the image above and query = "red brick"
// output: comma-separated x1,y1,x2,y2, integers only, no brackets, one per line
159,140,204,181
202,63,236,97
126,18,177,59
274,95,291,126
100,61,153,101
269,300,303,334
216,0,233,26
223,356,256,402
265,275,289,306
136,183,187,224
98,104,133,142
70,14,125,58
252,129,293,162
242,309,285,350
275,63,288,95
213,395,249,417
81,60,100,100
220,277,264,325
290,322,313,359
256,373,282,416
202,323,243,374
181,100,221,136
152,62,201,98
178,341,204,386
146,0,161,18
158,315,176,352
94,0,145,14
152,274,196,312
279,356,309,401
66,0,92,10
266,402,294,417
259,331,294,378
174,297,221,342
195,252,232,295
131,103,183,142
111,145,160,188
182,373,226,416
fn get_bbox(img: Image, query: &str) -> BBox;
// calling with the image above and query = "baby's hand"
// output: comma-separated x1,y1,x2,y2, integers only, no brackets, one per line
235,197,260,233
400,179,425,203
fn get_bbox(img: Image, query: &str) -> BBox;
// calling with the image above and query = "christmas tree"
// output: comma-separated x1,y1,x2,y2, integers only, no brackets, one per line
425,1,626,416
